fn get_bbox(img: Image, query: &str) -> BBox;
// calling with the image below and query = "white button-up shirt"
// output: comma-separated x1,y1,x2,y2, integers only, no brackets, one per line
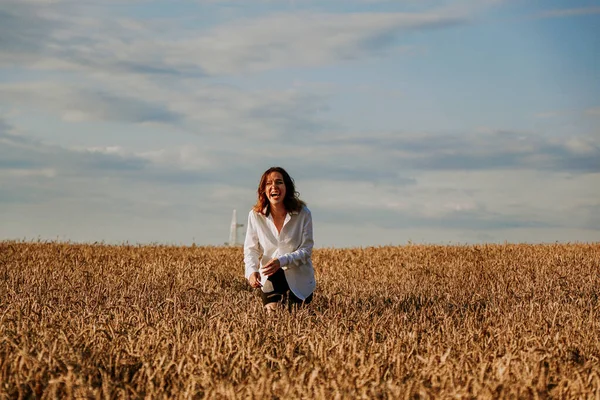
244,206,315,300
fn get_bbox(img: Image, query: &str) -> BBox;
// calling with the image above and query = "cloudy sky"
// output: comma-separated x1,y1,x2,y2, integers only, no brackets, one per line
1,0,599,247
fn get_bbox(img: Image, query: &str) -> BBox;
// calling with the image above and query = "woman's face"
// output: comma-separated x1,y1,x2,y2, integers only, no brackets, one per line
265,171,287,207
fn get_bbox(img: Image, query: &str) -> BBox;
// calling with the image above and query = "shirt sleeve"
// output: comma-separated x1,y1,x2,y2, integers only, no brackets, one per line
278,208,313,269
243,211,262,279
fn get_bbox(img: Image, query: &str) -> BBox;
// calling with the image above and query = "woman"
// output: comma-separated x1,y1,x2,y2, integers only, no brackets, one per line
244,167,315,311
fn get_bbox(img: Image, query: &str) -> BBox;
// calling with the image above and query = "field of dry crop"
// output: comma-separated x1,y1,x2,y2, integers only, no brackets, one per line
1,241,599,399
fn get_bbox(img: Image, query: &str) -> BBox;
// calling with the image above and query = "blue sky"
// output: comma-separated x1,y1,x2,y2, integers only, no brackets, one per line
1,0,599,247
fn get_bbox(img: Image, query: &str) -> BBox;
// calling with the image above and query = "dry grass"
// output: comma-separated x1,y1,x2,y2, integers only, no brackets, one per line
1,241,599,399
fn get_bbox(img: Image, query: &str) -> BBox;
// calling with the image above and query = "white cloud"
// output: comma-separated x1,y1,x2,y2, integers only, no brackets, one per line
2,82,183,124
564,138,599,155
309,169,600,240
1,79,332,142
185,11,465,75
2,113,599,246
1,0,468,76
309,129,600,173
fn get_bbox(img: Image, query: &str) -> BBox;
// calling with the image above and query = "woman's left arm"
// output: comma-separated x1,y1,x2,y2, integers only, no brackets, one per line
278,209,313,269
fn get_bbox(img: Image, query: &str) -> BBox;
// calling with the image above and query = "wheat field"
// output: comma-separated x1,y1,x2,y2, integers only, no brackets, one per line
0,241,599,399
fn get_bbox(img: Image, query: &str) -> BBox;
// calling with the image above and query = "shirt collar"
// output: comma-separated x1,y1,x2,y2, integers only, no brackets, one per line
262,206,299,216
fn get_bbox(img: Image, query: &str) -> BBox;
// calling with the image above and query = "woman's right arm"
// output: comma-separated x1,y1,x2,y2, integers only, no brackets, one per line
244,211,262,281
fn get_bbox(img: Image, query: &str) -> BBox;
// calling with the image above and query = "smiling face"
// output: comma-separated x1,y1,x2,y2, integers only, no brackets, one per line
255,167,302,216
265,171,287,207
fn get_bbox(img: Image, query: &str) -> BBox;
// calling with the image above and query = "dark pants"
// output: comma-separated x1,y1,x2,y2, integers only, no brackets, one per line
261,268,313,310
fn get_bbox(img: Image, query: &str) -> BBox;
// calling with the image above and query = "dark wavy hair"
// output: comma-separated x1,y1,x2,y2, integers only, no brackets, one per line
253,167,306,216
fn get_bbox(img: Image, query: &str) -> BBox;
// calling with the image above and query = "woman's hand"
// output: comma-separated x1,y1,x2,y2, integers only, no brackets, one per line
261,259,281,277
248,272,262,288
